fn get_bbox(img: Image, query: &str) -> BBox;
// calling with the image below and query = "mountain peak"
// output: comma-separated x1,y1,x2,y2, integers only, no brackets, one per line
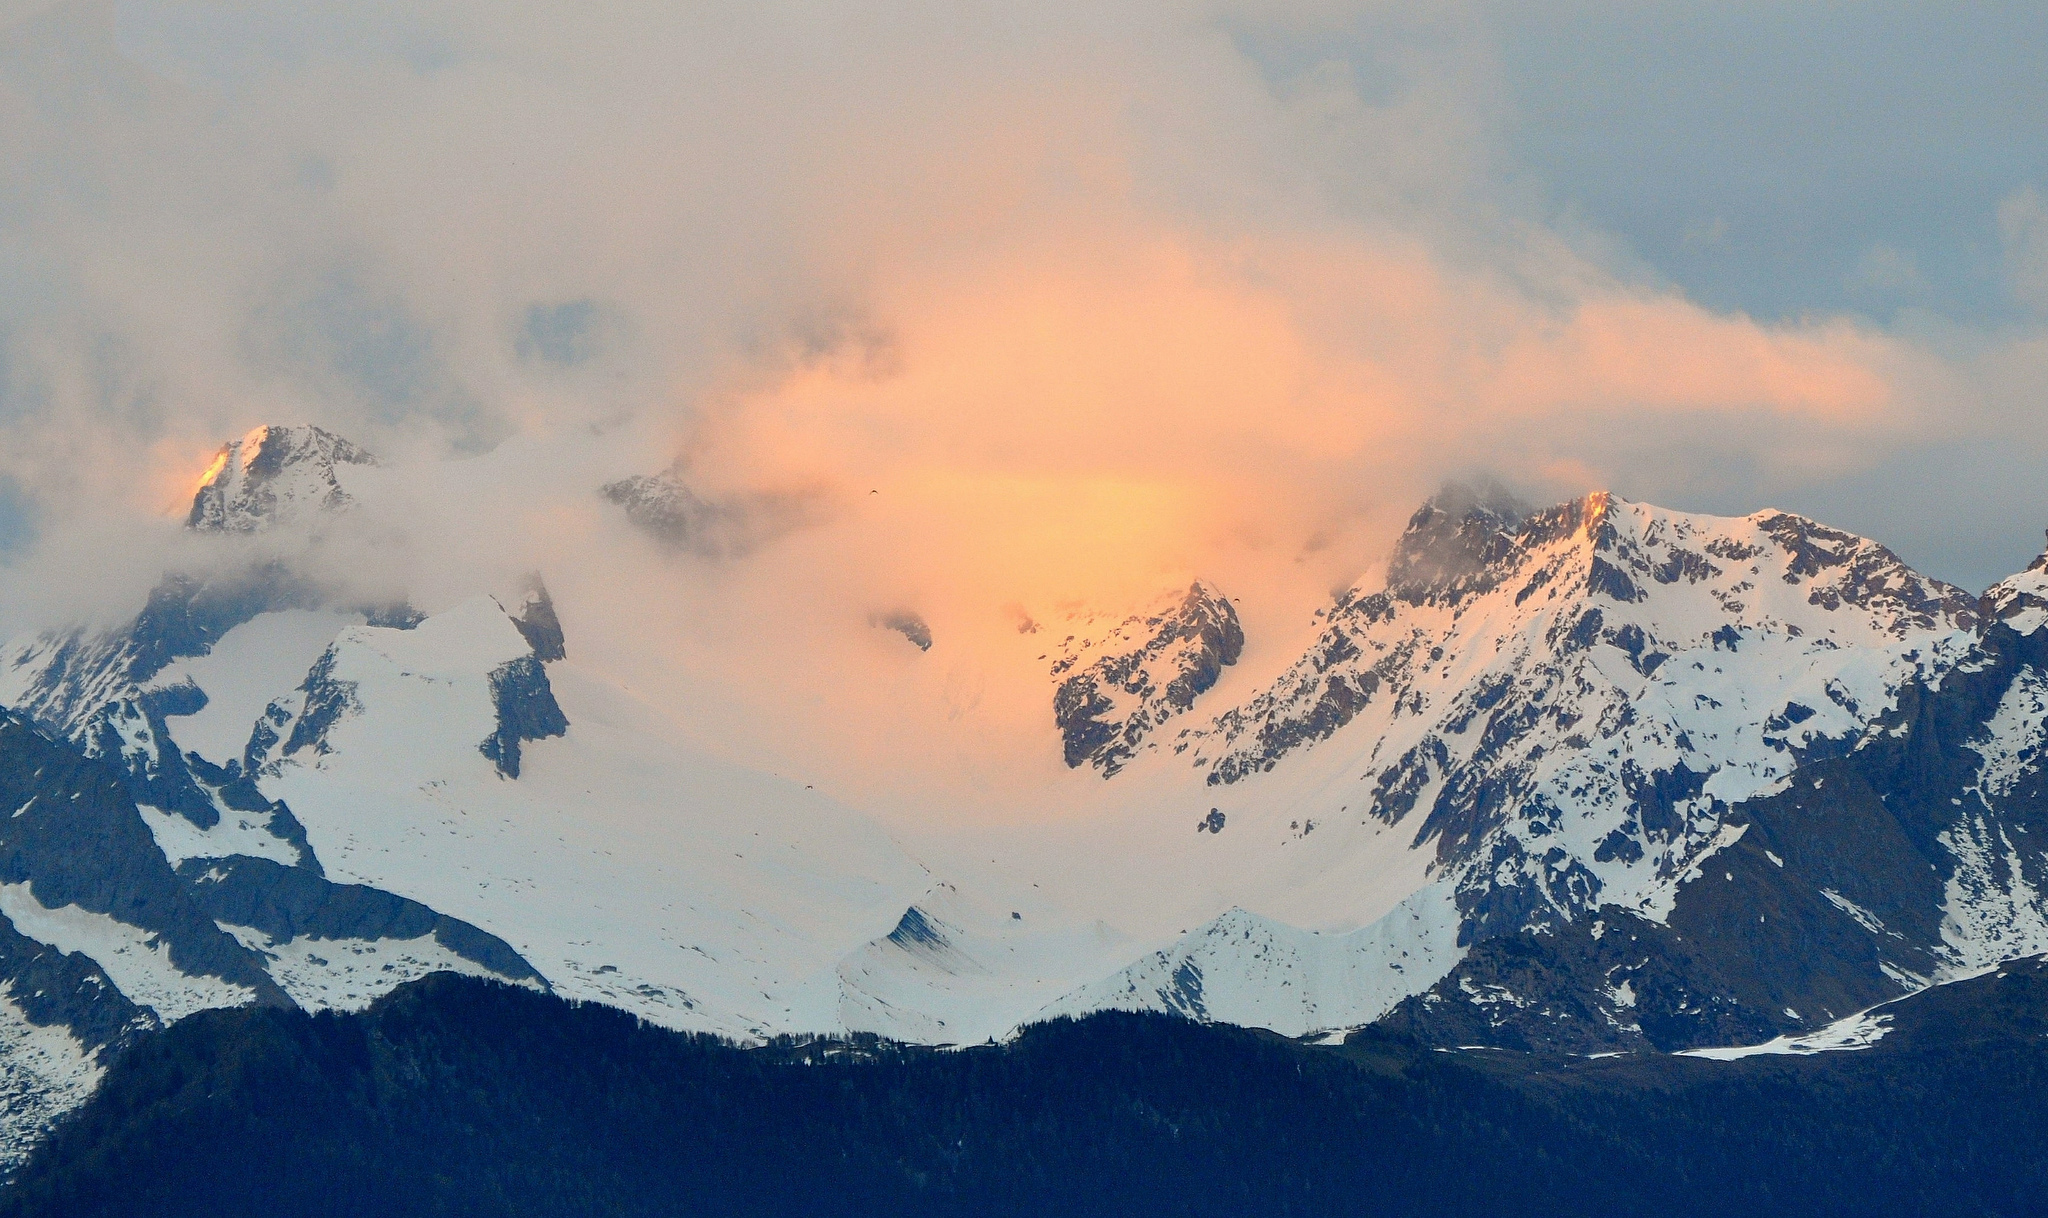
1985,530,2048,636
187,425,378,533
1385,481,1532,605
1052,580,1243,775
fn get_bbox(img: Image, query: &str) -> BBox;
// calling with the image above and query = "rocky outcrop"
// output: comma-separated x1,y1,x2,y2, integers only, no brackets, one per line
871,611,933,652
0,711,289,1012
601,470,822,559
1050,582,1243,776
507,579,567,662
480,656,569,779
176,855,543,987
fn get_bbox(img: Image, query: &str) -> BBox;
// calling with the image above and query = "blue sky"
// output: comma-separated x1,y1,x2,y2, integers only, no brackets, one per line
1489,2,2048,327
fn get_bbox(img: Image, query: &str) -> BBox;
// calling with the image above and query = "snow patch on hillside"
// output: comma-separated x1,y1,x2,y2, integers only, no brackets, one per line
1970,665,2048,801
1681,1009,1893,1060
0,992,101,1169
0,884,255,1021
220,924,517,1013
1939,813,2048,971
138,804,302,867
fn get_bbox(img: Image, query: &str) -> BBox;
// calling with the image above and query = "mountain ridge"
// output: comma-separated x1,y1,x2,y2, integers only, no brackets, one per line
1,429,2047,1163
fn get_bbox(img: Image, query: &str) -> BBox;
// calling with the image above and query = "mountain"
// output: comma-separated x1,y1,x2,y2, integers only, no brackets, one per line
0,427,927,1161
10,963,2048,1217
186,425,378,534
1370,528,2048,1052
7,428,2048,1166
1041,488,2026,1047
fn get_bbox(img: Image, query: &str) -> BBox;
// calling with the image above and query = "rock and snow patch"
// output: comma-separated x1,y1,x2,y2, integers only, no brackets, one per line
1179,493,1977,949
1938,813,2048,971
0,993,101,1169
219,925,516,1013
1047,582,1244,776
1680,1009,1894,1060
1985,548,2048,637
138,803,303,868
186,424,377,534
1968,665,2048,801
0,884,255,1021
836,883,1139,1045
143,609,361,763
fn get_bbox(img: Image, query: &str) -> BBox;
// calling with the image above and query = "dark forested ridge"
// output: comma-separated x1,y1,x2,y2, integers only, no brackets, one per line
7,963,2048,1218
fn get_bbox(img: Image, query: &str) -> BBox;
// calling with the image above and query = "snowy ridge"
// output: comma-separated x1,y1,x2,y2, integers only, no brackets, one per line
0,883,255,1022
1177,492,1976,945
10,421,2048,1144
1036,886,1464,1038
836,883,1138,1045
1986,541,2048,637
248,599,927,1039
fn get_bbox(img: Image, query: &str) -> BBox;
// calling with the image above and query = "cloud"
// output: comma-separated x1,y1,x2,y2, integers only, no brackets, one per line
2001,186,2048,313
0,0,2039,667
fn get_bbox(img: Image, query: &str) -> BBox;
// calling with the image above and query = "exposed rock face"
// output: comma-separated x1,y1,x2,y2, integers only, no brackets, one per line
507,579,567,662
186,425,378,533
1986,535,2048,636
601,470,821,559
480,656,570,779
174,855,544,987
480,580,572,777
1050,582,1244,776
1384,482,1530,605
1,565,319,738
0,711,290,1013
871,611,933,652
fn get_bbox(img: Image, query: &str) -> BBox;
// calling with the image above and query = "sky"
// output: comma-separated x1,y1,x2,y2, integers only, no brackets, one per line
0,0,2044,633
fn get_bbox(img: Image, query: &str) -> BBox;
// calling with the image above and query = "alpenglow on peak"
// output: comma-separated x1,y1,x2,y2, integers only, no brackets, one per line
186,424,378,533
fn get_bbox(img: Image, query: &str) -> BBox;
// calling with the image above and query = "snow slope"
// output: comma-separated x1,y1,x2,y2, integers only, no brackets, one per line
8,424,2048,1096
250,598,930,1038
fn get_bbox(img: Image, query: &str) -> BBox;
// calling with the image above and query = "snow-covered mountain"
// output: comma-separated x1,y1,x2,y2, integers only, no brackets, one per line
0,427,926,1161
187,424,378,534
1038,487,2048,1050
6,428,2048,1159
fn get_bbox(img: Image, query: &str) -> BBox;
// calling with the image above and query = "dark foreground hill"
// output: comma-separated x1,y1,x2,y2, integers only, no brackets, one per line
7,963,2048,1218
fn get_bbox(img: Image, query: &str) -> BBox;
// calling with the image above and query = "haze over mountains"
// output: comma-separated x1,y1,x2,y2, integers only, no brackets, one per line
0,422,2045,1162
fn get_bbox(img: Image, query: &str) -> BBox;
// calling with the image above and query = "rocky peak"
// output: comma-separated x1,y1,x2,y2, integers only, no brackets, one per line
1187,492,1982,956
1985,532,2048,636
1051,581,1244,776
1385,482,1530,605
601,469,822,559
187,425,378,533
502,577,567,663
